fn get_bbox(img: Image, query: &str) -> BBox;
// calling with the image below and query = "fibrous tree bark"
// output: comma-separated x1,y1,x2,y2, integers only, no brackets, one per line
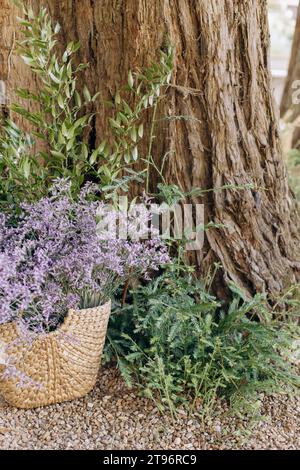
281,2,300,149
1,0,300,298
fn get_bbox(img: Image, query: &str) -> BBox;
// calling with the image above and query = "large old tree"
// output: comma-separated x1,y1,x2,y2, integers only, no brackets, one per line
1,0,300,298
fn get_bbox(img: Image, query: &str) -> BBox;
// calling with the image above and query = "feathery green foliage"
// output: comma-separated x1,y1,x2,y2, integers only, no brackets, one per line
105,268,300,417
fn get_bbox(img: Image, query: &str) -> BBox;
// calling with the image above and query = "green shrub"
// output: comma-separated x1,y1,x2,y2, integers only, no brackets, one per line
0,5,173,207
105,269,300,417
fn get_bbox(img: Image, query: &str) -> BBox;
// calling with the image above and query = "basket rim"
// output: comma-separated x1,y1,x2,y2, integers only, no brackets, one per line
0,299,111,339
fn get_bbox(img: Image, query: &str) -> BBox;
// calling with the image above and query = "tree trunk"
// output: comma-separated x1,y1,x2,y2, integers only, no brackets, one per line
1,0,300,298
281,3,300,148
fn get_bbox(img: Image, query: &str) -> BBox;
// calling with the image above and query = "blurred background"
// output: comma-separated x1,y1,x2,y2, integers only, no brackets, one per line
269,0,298,104
269,0,300,197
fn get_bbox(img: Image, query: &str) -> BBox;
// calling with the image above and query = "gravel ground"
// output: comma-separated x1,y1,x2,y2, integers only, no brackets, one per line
0,367,299,450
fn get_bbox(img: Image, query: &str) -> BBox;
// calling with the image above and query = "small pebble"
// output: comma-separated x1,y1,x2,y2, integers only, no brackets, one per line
0,367,299,450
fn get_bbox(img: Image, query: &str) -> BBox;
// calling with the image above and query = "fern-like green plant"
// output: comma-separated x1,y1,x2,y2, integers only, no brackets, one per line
104,269,300,418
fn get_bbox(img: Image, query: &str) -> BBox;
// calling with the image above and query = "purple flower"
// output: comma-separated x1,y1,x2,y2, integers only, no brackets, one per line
0,181,169,334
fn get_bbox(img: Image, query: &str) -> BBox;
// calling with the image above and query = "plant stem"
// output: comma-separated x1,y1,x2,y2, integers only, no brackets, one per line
146,102,158,193
122,279,130,306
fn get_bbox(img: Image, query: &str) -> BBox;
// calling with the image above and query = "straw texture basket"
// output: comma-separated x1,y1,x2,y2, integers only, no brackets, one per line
0,300,111,409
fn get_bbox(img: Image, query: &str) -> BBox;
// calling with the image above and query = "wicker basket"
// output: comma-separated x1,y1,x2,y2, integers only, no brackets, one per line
0,300,111,409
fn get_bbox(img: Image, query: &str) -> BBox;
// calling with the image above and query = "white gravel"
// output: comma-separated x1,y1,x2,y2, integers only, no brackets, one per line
0,367,299,450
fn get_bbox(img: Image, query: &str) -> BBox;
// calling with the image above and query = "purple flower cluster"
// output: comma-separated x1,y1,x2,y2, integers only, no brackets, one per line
0,181,169,333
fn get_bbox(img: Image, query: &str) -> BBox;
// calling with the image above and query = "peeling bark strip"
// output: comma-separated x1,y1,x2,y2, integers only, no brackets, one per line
1,0,300,297
281,3,300,148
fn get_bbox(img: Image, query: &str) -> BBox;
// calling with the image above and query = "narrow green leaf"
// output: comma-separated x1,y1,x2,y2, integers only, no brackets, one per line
57,95,65,109
115,91,121,105
130,126,137,143
128,70,134,89
132,146,138,161
138,123,144,139
50,150,65,159
74,90,82,107
83,85,91,102
54,23,61,34
90,149,98,165
92,91,101,102
49,71,61,84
